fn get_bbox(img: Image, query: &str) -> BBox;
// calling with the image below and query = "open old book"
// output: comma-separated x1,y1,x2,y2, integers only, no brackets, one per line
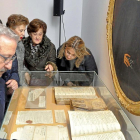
68,110,125,140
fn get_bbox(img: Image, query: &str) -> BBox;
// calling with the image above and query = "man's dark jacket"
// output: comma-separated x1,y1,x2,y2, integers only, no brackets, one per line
0,58,19,126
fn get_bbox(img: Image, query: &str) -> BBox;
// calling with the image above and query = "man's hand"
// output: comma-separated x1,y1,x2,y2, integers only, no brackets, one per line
45,64,53,71
7,87,14,95
6,79,18,90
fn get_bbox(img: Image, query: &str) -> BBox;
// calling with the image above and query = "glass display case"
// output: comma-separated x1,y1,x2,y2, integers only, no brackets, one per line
0,71,140,140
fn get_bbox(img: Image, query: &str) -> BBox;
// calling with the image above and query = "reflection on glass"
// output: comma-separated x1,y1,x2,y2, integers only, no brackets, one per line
0,71,139,140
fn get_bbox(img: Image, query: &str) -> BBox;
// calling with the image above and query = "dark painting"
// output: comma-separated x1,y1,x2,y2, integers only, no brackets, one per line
113,0,140,101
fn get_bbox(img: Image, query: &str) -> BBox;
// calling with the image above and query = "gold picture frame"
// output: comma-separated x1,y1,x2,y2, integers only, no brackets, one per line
106,0,140,115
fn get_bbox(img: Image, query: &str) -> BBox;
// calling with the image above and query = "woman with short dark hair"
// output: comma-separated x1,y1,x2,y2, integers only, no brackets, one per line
23,19,57,71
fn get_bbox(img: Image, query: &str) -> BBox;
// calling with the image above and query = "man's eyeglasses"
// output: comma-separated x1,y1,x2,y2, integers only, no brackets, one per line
0,54,16,64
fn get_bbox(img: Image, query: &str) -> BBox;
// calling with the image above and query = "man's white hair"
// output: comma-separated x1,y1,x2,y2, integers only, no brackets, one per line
0,24,19,43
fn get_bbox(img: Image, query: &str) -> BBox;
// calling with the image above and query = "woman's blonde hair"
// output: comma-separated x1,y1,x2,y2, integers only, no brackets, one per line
58,36,90,68
6,14,29,29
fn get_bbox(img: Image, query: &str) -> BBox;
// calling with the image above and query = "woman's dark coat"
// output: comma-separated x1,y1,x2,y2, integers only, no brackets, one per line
23,35,57,71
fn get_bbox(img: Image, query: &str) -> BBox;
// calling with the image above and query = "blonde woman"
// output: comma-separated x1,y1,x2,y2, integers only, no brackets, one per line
57,36,98,86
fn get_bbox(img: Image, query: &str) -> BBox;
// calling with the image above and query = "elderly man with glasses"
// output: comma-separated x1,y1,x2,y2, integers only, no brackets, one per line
0,24,19,126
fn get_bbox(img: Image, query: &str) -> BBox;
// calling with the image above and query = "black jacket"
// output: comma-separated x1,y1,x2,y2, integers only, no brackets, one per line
23,35,57,71
0,58,19,125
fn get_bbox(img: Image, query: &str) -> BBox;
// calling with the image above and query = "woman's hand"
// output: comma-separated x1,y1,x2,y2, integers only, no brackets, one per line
45,64,53,71
25,72,30,85
67,82,76,86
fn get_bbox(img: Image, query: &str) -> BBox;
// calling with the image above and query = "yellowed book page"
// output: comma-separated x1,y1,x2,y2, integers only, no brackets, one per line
72,131,125,140
3,111,12,125
55,87,97,99
68,110,121,137
0,131,7,139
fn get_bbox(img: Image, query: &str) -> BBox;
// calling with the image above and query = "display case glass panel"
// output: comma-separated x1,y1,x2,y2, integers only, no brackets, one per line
0,71,139,140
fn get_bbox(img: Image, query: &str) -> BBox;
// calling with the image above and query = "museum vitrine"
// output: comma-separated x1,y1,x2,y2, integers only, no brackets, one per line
0,71,139,140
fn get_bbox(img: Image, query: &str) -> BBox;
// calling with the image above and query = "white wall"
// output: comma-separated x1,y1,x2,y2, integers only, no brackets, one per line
81,0,116,97
61,0,83,44
81,0,140,132
0,0,83,49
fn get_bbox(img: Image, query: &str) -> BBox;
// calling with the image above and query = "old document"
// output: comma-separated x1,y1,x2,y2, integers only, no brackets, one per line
10,125,69,140
10,125,35,140
39,96,46,107
26,88,46,109
0,131,7,139
55,87,97,99
46,126,59,140
33,126,46,140
3,111,12,125
20,126,35,140
16,110,53,124
55,110,66,123
58,125,69,140
28,88,44,101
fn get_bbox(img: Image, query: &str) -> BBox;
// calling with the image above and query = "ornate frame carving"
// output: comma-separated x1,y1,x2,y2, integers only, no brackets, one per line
106,0,140,115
